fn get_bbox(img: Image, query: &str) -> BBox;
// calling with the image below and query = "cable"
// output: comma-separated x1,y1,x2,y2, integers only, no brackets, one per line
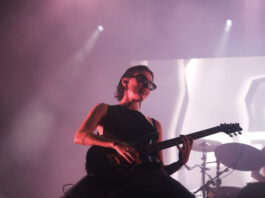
220,169,235,180
62,183,74,193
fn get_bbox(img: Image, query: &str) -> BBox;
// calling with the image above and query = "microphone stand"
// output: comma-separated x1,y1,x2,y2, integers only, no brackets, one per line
202,151,207,198
193,151,208,198
215,161,221,198
194,166,230,197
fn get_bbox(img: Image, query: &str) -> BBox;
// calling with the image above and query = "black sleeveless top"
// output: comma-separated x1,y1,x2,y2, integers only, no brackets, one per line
99,105,159,144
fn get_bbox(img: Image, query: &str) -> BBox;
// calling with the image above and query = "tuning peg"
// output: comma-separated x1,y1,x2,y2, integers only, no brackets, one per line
229,134,233,137
238,131,242,134
234,132,237,136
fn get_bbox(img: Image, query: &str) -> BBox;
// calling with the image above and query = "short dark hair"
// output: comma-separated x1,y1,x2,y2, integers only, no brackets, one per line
115,65,154,101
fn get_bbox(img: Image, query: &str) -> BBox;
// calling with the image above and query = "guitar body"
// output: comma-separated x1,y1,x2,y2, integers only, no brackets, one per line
86,146,135,180
85,123,242,181
85,133,160,180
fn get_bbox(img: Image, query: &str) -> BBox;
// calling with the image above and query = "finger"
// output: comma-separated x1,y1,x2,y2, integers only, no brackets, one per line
185,135,191,143
181,136,188,150
126,146,140,160
127,149,141,164
121,153,133,164
186,136,190,144
131,153,141,164
125,151,136,162
185,136,193,150
185,136,191,148
113,155,121,165
131,148,140,157
178,135,184,149
189,136,194,146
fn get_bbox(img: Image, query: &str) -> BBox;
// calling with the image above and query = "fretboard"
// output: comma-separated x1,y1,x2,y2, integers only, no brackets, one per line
147,126,221,153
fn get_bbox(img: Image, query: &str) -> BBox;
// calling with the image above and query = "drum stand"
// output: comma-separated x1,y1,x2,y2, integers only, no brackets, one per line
194,151,210,198
194,152,229,198
215,161,221,198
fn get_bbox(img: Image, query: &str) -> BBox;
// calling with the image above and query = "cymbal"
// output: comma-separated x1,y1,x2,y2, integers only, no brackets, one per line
193,139,222,152
215,143,265,171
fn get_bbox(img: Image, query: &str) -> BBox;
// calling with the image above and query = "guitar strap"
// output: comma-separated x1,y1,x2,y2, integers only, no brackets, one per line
151,118,158,132
148,118,162,165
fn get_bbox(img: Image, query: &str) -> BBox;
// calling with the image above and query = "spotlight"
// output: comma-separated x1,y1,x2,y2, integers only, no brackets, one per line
97,25,104,32
225,19,232,32
226,19,232,27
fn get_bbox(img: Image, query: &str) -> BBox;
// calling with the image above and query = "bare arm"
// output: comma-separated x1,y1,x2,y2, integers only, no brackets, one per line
154,120,193,175
164,136,193,175
251,148,265,182
251,168,265,182
74,103,113,147
74,103,140,164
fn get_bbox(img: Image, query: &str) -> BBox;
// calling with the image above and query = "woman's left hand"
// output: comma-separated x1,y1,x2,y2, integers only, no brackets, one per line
177,135,193,165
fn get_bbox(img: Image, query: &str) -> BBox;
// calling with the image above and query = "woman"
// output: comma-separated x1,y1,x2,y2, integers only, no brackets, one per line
63,65,194,198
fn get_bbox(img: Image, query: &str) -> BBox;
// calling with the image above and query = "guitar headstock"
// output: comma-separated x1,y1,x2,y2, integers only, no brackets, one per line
219,123,242,137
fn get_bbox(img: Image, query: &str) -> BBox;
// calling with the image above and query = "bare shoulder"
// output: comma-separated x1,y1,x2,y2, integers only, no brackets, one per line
79,103,109,132
94,103,108,111
151,118,162,131
150,118,163,141
91,103,108,116
145,115,162,129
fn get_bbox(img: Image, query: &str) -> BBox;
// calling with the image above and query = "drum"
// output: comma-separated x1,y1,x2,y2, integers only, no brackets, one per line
237,182,265,198
208,186,240,198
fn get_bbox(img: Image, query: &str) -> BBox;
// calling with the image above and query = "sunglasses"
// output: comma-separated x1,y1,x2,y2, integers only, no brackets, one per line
130,74,157,91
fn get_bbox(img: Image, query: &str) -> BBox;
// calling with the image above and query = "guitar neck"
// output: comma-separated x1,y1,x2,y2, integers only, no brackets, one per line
148,126,221,153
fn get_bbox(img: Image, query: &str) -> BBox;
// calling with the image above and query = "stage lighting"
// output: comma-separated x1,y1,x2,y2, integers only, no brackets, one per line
97,25,104,32
226,19,232,27
225,19,232,32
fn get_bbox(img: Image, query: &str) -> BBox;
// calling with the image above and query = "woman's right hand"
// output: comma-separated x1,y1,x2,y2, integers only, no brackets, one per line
112,141,141,164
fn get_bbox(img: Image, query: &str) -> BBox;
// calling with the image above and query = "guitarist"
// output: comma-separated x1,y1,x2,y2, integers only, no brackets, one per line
62,65,194,198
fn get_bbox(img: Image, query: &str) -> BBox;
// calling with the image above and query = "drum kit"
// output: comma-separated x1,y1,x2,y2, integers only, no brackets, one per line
191,139,265,198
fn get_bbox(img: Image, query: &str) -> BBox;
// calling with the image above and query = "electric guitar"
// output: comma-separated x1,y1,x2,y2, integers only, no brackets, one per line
85,123,242,180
